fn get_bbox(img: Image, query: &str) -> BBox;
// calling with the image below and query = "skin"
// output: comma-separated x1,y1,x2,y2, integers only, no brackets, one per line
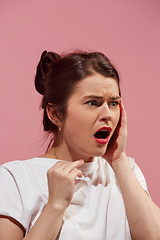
46,73,121,162
0,73,160,239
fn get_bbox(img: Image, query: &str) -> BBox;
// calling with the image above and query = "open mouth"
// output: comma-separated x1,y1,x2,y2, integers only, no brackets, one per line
94,127,112,144
94,130,110,139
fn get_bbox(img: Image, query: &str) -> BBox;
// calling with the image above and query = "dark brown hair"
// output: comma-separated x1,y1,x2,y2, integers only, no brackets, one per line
35,50,120,134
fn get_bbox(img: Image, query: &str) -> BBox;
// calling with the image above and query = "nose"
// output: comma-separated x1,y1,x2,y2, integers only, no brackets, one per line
98,103,112,122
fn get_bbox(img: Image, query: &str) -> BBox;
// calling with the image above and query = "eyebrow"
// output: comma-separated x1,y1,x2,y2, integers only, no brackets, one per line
83,95,121,100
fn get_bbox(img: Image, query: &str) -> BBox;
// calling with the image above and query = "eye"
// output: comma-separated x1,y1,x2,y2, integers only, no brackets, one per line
86,100,99,106
108,101,119,107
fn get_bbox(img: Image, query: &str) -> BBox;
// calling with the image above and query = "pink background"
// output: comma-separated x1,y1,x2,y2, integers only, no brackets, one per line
0,0,160,206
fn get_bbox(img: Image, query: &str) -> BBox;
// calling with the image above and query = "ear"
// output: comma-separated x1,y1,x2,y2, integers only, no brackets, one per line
46,104,62,128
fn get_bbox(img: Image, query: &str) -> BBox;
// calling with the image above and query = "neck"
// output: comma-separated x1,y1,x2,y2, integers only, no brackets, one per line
40,141,94,163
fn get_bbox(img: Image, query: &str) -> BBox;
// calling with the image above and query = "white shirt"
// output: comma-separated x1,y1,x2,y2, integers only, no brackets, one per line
0,157,148,239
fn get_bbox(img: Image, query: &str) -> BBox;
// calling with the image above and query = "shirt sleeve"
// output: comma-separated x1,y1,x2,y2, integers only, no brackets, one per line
0,166,25,228
129,157,150,195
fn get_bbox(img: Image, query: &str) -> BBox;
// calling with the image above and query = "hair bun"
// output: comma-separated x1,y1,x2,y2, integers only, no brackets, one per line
35,50,60,95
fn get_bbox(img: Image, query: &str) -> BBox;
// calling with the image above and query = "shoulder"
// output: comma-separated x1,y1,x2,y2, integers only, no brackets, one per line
0,157,60,192
1,157,59,175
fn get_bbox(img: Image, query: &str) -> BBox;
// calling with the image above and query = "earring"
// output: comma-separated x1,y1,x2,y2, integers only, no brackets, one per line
59,126,62,131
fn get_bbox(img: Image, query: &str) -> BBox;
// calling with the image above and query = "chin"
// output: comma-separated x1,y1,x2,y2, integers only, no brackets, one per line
75,144,107,160
87,148,107,158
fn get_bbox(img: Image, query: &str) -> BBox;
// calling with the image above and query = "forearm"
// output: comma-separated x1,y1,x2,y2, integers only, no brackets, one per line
112,154,160,240
23,160,83,240
23,203,65,240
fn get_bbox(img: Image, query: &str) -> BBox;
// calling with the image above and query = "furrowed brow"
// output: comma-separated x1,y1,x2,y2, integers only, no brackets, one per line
109,96,121,100
83,95,104,100
83,95,121,101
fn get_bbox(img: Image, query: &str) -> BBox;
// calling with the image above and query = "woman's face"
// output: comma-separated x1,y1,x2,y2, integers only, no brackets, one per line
61,73,121,161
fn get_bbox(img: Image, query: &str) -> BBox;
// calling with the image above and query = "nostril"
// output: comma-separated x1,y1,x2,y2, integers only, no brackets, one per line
99,109,112,121
102,116,112,121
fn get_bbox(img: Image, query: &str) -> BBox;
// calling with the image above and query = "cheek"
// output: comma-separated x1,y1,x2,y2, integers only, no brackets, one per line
63,110,86,136
65,105,94,128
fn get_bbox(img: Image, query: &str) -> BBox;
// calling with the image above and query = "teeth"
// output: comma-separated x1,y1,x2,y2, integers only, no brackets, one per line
98,129,110,133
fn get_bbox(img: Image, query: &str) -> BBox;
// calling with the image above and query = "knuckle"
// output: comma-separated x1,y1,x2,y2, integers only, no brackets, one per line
47,169,52,177
47,167,57,178
74,169,81,174
78,170,82,175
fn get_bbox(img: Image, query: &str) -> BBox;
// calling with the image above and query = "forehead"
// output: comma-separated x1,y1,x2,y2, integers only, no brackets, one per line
73,73,119,97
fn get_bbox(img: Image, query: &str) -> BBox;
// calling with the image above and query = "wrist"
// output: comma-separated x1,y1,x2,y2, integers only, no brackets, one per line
111,153,130,173
46,200,67,214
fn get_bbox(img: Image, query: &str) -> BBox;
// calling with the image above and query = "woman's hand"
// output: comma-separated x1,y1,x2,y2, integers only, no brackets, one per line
47,160,84,210
103,100,128,166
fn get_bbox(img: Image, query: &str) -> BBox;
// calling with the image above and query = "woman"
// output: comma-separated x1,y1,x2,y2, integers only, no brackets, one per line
0,50,160,240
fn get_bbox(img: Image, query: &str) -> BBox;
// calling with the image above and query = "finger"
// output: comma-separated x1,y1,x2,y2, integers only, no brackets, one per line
50,160,79,170
50,160,67,170
47,161,72,178
69,169,83,181
120,100,127,126
63,160,84,173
